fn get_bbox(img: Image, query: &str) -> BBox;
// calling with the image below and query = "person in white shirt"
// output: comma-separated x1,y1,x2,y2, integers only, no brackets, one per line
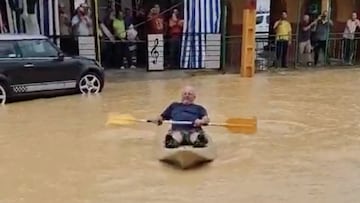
343,11,360,65
71,6,92,36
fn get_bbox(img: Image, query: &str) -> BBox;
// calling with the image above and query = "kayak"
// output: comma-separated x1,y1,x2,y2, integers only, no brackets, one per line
157,134,217,169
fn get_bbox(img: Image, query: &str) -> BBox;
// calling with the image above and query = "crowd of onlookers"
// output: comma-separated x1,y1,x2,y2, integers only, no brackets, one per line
273,10,360,68
1,1,355,69
99,3,184,69
56,1,184,69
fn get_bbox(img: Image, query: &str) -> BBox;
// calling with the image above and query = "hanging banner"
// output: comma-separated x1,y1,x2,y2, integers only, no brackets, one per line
78,36,96,59
147,34,164,71
205,34,221,69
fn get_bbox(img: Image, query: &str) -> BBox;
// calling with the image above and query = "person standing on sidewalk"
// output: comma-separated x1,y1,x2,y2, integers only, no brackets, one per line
342,11,360,65
273,10,292,68
298,14,318,66
313,10,333,66
113,10,133,69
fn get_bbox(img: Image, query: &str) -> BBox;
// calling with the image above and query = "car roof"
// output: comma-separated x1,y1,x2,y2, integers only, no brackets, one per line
0,34,48,41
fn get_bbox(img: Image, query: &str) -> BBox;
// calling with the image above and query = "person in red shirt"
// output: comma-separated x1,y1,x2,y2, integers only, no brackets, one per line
168,9,183,68
147,4,164,34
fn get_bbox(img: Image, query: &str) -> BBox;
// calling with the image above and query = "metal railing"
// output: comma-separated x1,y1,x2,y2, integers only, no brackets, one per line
46,31,360,72
224,32,360,73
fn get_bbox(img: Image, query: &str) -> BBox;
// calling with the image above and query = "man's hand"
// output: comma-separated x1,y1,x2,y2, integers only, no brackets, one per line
273,20,280,29
194,119,204,127
156,119,163,126
356,19,360,27
152,116,163,126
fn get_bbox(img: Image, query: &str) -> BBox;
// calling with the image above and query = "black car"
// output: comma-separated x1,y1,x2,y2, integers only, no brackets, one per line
0,34,105,104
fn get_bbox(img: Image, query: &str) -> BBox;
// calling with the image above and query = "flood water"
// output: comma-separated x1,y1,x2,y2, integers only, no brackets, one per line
1,68,360,203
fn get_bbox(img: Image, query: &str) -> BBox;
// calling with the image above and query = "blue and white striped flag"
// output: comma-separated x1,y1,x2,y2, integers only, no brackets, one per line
180,0,221,69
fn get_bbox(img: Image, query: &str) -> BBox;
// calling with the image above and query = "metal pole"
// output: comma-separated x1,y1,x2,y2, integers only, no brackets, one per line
94,0,101,63
325,0,331,65
294,0,303,67
220,1,227,73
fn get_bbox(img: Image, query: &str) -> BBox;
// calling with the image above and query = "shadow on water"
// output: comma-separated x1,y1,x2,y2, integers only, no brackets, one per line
159,159,215,171
6,90,80,104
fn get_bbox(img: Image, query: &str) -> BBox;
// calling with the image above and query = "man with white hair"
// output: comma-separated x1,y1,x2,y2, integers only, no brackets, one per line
153,85,210,148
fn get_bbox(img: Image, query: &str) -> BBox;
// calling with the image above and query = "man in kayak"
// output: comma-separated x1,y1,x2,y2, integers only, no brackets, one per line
153,85,209,148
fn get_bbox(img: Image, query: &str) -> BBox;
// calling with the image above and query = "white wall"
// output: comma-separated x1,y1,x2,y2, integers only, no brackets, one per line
257,0,270,12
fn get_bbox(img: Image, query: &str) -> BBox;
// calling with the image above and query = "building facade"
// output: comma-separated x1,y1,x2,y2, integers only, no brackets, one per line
224,0,360,71
226,0,360,35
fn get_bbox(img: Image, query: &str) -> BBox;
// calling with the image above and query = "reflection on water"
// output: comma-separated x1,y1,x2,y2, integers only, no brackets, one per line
1,69,360,202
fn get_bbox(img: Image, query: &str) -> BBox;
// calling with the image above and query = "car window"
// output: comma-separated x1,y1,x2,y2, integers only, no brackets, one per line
17,39,59,58
256,16,263,24
0,41,18,58
266,15,269,24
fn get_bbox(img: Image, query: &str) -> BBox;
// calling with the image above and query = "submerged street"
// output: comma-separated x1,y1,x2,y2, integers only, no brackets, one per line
1,68,360,202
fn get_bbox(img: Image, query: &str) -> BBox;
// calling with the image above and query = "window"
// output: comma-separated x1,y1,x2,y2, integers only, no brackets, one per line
0,41,18,58
266,15,269,24
256,16,264,24
17,39,59,58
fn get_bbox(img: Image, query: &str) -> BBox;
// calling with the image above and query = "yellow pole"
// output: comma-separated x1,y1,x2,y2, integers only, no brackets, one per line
240,0,256,77
94,0,101,63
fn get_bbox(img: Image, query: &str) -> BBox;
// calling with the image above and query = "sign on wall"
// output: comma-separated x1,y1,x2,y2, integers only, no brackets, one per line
205,34,221,69
147,34,164,71
78,36,96,60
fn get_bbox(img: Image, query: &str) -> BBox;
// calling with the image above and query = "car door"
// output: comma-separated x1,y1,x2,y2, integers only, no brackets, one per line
0,40,35,95
16,38,81,92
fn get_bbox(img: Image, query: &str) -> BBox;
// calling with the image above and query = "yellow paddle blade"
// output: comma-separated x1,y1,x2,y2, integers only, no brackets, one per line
225,117,257,134
208,117,257,134
106,113,139,126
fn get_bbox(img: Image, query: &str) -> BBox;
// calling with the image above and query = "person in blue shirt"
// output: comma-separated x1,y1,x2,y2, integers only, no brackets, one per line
153,86,210,148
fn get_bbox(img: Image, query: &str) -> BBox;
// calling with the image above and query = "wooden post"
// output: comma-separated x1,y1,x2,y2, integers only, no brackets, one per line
240,0,256,77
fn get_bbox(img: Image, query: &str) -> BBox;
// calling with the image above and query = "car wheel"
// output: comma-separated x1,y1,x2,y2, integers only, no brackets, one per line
0,82,8,105
78,73,102,94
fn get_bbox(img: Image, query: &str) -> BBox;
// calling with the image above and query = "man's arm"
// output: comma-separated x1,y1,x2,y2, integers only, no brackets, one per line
160,103,174,120
346,19,352,30
201,115,210,125
195,106,210,126
71,16,80,27
169,19,176,27
273,20,280,30
152,103,175,125
303,19,318,31
355,19,360,28
85,16,92,27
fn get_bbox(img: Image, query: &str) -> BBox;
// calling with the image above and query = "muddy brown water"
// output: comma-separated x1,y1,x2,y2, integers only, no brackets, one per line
1,69,360,203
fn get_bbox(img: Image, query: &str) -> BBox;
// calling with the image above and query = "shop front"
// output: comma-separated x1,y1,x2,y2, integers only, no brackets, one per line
0,0,99,60
0,0,225,71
